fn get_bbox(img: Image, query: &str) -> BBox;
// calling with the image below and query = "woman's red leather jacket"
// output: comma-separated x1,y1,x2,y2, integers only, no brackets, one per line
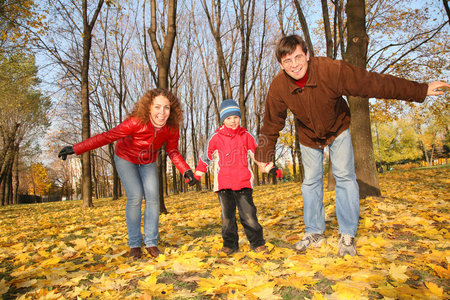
73,116,190,174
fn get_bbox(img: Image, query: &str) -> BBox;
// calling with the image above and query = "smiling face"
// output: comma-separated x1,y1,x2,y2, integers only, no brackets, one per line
150,95,170,128
279,45,310,81
223,115,240,130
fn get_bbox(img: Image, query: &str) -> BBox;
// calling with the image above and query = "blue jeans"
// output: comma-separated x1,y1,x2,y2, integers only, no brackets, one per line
114,155,160,248
300,129,360,236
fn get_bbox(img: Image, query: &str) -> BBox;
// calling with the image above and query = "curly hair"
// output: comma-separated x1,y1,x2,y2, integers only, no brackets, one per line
129,88,183,129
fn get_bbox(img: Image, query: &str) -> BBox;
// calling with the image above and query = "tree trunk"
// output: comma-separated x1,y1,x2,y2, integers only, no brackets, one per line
344,0,381,198
148,0,177,213
13,149,19,204
320,0,333,58
172,164,178,194
108,143,120,200
327,158,336,191
80,0,104,207
294,125,303,182
292,0,315,57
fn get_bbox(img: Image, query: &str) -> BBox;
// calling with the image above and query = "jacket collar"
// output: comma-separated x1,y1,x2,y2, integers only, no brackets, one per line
217,125,244,136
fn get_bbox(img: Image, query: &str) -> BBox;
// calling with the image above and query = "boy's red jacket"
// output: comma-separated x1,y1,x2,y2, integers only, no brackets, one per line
195,125,257,192
73,116,190,174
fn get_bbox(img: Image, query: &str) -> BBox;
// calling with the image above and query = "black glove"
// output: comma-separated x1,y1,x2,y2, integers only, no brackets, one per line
58,146,75,160
269,165,278,177
184,170,199,186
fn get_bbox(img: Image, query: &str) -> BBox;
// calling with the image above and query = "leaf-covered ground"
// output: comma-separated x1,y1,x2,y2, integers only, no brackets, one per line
0,166,449,299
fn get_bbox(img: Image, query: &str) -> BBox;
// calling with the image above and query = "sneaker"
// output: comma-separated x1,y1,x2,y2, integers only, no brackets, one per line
337,234,357,256
294,233,326,251
221,246,237,255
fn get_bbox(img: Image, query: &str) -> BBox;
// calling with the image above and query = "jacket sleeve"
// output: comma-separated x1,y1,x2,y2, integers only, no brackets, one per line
246,132,258,164
337,60,428,102
166,128,190,175
73,117,138,155
255,87,288,163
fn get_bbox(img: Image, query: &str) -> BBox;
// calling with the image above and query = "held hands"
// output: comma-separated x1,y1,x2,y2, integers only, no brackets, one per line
257,161,274,173
268,165,278,177
427,81,450,96
184,170,200,186
58,146,75,160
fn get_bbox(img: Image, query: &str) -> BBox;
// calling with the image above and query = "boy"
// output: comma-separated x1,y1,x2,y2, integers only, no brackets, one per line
194,99,268,255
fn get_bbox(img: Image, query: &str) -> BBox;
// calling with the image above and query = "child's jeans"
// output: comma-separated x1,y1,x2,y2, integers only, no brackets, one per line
217,188,265,250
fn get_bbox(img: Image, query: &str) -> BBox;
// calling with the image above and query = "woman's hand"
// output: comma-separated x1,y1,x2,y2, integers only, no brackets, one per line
58,146,75,160
184,170,199,186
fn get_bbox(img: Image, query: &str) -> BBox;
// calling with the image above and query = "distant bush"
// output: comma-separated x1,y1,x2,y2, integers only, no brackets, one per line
393,162,420,170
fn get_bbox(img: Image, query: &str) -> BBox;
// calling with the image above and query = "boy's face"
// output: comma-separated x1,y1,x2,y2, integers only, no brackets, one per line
223,115,240,130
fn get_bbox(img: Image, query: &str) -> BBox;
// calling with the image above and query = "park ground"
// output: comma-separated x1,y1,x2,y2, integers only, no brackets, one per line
0,166,448,299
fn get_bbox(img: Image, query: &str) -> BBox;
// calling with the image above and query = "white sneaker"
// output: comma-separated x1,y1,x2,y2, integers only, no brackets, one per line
294,233,326,251
337,234,357,256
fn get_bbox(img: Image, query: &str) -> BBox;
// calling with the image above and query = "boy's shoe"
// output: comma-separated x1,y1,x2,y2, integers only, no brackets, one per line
221,246,237,255
253,245,269,254
337,234,357,256
294,233,326,251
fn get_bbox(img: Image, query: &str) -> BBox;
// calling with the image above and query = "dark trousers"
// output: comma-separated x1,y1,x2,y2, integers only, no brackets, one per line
217,188,265,250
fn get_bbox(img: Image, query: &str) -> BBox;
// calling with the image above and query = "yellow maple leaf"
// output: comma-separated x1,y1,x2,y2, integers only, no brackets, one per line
0,279,9,296
73,238,88,250
312,291,327,300
245,281,277,299
332,281,366,300
424,282,443,297
428,263,450,279
14,279,37,288
195,277,225,294
389,263,409,282
39,256,61,268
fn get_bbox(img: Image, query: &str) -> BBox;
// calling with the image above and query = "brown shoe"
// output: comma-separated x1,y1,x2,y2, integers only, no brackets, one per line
146,246,161,258
221,246,237,255
254,245,269,254
129,247,142,260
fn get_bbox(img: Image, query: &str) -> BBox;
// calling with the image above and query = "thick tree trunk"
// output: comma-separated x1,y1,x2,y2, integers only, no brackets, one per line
148,0,177,213
81,2,93,207
80,0,104,207
108,143,120,200
344,0,381,198
294,125,303,182
327,158,336,191
172,165,178,194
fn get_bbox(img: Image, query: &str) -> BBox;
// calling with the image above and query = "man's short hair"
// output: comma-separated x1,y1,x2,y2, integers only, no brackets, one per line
275,35,308,62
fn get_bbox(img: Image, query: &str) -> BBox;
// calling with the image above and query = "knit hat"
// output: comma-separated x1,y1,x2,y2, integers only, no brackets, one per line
219,99,241,123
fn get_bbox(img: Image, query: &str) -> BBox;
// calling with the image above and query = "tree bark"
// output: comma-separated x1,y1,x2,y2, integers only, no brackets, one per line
344,0,381,198
292,0,315,57
148,0,177,213
443,0,450,23
80,0,105,207
320,0,333,58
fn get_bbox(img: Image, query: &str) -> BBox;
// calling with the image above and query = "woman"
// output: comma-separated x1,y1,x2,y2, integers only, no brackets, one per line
58,88,198,259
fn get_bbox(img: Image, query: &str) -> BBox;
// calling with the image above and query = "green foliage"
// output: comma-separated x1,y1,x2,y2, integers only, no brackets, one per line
0,52,51,132
372,119,423,164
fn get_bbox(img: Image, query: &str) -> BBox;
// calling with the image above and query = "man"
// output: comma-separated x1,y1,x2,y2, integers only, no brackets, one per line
255,34,449,256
